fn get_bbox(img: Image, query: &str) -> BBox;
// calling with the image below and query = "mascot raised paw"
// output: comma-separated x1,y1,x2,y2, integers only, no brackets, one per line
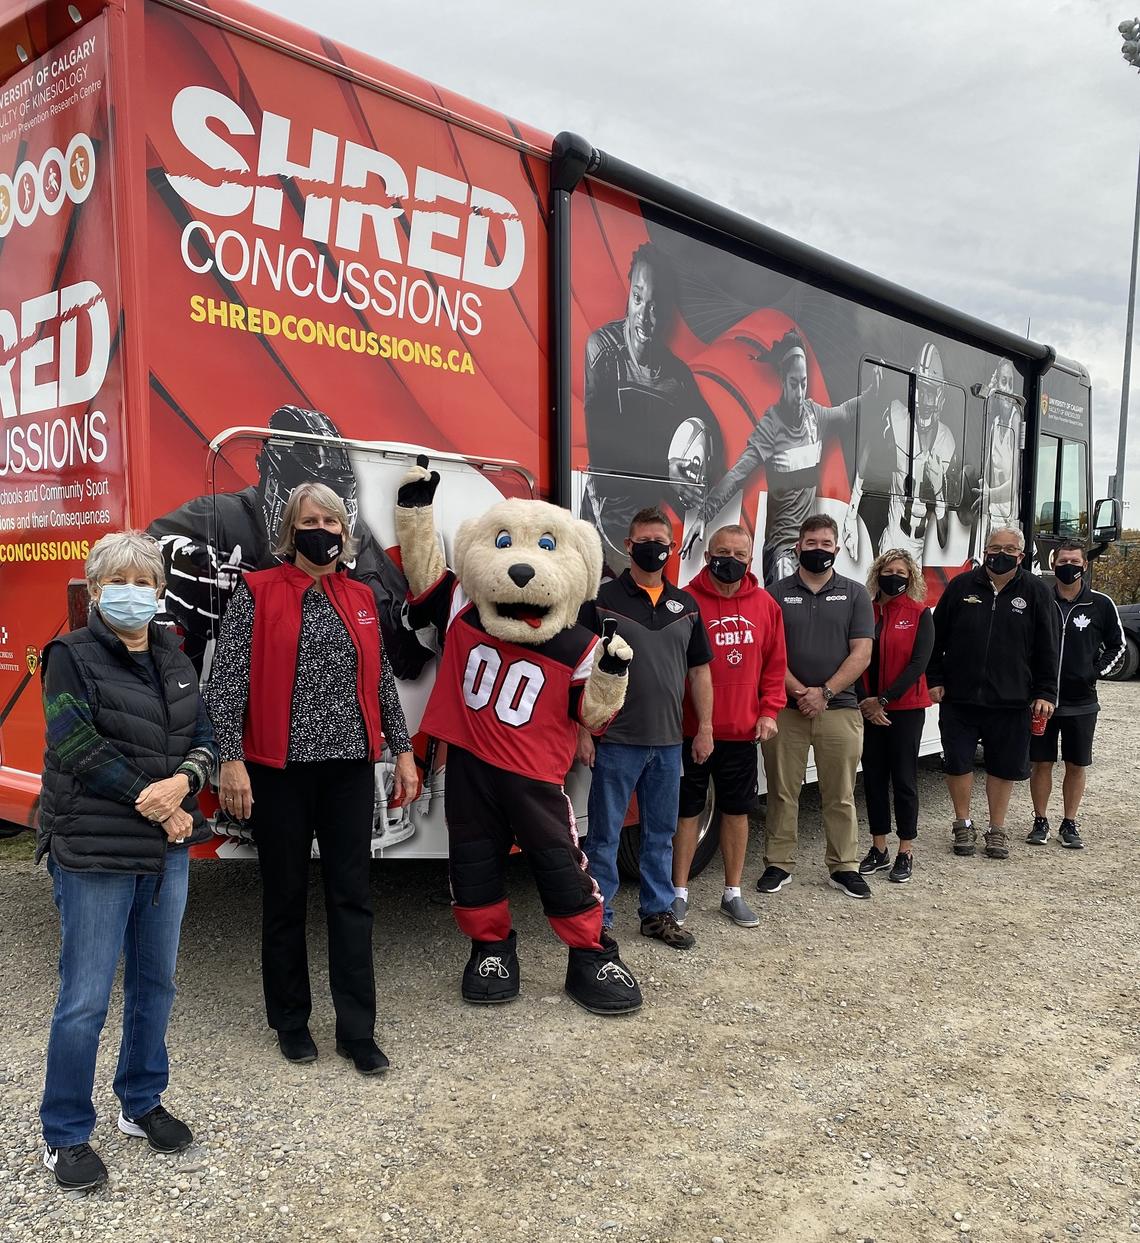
396,456,641,1016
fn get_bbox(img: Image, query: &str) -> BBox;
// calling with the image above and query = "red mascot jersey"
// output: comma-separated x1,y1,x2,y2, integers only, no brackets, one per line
409,573,601,785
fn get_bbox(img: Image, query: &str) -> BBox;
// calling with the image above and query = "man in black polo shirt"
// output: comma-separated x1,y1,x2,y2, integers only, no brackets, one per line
927,525,1059,860
759,514,875,899
579,507,713,949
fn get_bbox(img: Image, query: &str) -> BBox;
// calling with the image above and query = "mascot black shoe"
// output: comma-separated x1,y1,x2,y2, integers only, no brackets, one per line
462,930,520,1004
396,456,641,1015
565,934,642,1015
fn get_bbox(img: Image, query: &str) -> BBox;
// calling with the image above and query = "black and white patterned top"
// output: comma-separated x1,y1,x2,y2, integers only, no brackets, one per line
206,579,413,764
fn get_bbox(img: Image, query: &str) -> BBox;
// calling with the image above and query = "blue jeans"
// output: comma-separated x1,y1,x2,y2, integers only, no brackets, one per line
586,741,681,923
40,850,189,1148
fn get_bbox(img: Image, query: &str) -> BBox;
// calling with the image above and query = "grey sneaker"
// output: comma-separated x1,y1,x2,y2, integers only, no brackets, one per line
670,895,689,925
719,894,759,927
984,827,1010,860
952,818,976,857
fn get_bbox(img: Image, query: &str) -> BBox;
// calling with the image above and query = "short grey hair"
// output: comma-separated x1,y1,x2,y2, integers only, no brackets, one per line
85,530,165,593
985,524,1025,552
273,482,358,561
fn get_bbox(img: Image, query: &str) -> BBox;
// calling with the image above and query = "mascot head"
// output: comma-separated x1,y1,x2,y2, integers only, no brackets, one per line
453,499,603,645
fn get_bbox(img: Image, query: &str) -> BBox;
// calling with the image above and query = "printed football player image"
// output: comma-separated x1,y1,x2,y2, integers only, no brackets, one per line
684,331,880,584
147,404,430,682
980,356,1021,532
582,243,720,569
843,342,958,567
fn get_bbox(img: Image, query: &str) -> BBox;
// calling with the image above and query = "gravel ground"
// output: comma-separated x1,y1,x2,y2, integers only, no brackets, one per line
1,682,1138,1243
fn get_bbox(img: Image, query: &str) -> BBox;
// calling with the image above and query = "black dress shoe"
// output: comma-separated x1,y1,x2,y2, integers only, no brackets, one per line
276,1027,318,1063
335,1038,390,1076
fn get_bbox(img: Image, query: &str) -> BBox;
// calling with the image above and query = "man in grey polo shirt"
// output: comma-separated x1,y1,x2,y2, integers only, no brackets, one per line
759,514,875,899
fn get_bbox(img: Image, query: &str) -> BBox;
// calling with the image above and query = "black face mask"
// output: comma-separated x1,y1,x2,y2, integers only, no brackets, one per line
629,540,670,572
708,555,748,584
984,551,1019,576
1054,562,1084,585
294,526,343,567
879,573,909,597
798,547,835,575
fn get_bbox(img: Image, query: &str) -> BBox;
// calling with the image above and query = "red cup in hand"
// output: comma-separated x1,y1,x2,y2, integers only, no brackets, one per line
1030,711,1048,736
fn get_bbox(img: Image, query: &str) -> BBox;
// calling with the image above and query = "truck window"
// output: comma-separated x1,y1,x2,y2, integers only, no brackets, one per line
1034,434,1088,538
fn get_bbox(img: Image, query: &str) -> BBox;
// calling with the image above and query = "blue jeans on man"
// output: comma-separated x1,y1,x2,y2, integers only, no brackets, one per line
40,849,189,1148
585,740,681,925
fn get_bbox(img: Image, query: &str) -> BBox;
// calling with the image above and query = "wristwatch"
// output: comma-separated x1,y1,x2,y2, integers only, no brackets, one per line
821,685,834,703
877,695,889,707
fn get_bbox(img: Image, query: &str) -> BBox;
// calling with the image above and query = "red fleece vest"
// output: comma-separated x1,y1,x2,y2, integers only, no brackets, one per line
874,593,932,711
243,563,385,768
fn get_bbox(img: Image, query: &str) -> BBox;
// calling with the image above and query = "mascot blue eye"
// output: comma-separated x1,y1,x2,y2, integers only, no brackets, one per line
538,534,556,552
495,530,512,549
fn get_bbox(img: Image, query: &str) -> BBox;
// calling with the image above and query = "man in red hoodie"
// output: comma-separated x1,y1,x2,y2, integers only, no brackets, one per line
673,525,787,927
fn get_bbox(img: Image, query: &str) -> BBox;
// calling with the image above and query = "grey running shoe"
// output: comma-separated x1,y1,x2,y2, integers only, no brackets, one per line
984,827,1010,860
670,895,689,925
719,894,760,927
952,818,976,857
1059,819,1085,850
1026,816,1049,845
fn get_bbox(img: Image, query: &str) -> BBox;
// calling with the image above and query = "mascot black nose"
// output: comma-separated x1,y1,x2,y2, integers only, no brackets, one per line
508,562,536,588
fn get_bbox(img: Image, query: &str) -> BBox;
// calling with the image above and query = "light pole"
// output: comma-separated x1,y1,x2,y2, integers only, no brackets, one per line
1117,19,1140,504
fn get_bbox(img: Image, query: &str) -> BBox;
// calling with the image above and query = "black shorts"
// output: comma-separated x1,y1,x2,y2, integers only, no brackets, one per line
1029,711,1097,767
939,702,1031,782
678,738,759,817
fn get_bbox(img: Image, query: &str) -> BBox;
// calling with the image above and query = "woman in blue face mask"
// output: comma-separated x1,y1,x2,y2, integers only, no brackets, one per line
36,531,218,1193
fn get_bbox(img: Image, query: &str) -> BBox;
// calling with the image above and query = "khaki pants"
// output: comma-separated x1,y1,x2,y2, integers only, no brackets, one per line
761,707,863,874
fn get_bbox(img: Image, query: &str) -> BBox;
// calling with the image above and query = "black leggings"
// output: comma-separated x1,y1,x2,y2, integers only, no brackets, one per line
860,708,925,841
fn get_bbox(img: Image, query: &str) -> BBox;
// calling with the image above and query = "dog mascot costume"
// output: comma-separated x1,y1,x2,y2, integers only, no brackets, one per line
396,458,642,1015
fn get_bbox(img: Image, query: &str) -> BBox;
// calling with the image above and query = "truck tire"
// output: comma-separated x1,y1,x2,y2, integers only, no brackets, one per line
615,788,722,882
1105,636,1140,682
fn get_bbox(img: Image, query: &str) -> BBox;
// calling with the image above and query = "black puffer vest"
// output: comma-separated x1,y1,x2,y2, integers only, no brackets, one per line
38,611,209,872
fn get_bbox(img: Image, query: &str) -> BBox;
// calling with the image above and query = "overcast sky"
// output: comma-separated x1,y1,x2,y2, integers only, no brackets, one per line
262,0,1140,520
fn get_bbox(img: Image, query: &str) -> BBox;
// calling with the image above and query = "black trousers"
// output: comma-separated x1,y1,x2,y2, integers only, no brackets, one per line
248,759,376,1040
860,708,925,841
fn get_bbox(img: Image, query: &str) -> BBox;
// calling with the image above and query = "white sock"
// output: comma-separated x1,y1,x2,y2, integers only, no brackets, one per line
674,886,689,901
723,886,741,901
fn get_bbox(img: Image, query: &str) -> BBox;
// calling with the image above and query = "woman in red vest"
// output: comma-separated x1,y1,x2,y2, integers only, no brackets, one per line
206,482,417,1075
855,549,933,884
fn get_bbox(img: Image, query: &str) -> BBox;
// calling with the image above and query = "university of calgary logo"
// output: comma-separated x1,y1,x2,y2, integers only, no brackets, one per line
26,646,39,675
1040,393,1050,418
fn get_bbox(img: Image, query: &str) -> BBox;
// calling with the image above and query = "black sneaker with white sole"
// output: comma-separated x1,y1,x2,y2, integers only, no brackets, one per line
1059,819,1085,850
888,852,913,884
117,1105,193,1154
1026,816,1049,845
858,846,891,874
755,866,793,894
828,870,872,900
43,1142,108,1191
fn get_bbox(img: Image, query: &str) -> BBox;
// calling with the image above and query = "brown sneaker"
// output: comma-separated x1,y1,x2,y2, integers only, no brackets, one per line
951,818,976,856
984,827,1009,860
640,910,696,950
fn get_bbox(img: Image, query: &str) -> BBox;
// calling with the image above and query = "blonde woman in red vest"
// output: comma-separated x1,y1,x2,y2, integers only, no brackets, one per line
855,549,933,884
205,482,417,1074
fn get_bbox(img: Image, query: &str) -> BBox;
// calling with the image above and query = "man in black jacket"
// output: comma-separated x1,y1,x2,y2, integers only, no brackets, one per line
1027,540,1126,850
927,526,1059,860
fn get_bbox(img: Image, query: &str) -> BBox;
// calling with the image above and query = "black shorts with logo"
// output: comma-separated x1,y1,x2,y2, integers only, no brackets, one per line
1029,711,1097,767
939,702,1032,782
678,738,759,817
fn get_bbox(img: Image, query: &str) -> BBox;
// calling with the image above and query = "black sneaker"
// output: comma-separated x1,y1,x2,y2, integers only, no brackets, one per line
888,852,913,884
858,846,891,874
564,935,643,1015
461,929,520,1004
1026,816,1050,846
828,870,872,900
335,1037,390,1076
640,910,696,950
43,1142,107,1191
1059,819,1085,850
755,866,793,894
276,1027,318,1064
117,1105,193,1154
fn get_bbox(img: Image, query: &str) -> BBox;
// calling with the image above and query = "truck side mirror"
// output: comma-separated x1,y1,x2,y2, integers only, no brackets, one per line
1092,496,1121,547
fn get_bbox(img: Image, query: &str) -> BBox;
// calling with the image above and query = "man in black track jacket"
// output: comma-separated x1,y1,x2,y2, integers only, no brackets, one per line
1027,539,1126,851
926,525,1059,861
